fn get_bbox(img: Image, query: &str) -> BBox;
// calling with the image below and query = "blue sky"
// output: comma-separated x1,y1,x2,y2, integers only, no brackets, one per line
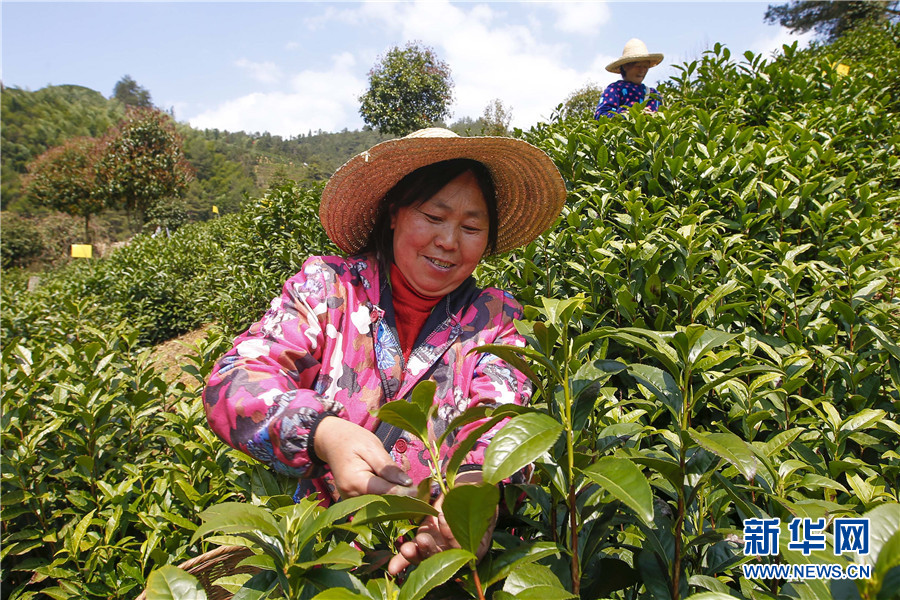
1,1,813,137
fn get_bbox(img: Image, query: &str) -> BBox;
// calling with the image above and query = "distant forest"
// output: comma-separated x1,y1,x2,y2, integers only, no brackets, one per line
0,83,505,234
0,83,400,224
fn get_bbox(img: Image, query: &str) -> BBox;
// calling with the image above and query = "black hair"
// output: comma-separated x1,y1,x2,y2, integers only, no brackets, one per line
363,158,498,264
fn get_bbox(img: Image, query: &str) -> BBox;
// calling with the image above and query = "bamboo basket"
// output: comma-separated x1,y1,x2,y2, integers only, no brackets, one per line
136,545,260,600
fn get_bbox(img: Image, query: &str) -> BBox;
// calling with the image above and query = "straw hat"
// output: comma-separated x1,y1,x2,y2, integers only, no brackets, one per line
319,128,567,255
605,38,664,73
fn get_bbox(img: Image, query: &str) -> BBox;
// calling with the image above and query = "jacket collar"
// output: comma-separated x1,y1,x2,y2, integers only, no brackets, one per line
366,254,481,401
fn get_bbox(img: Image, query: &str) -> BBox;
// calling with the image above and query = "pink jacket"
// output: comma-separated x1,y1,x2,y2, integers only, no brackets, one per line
203,254,532,502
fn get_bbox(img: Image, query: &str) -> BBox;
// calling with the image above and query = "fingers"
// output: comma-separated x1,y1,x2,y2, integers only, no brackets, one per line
415,531,442,557
364,461,416,496
386,530,442,576
436,513,455,544
377,463,414,487
314,417,416,498
387,540,417,575
387,515,457,576
363,473,417,497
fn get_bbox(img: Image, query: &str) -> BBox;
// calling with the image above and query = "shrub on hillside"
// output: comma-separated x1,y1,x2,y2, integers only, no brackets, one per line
1,213,45,269
0,211,115,269
1,180,335,348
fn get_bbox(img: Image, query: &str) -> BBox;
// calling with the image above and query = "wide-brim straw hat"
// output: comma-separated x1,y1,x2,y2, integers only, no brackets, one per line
319,128,567,255
606,38,664,73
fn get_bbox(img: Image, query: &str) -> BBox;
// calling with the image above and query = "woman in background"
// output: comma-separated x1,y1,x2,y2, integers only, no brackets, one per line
594,38,664,118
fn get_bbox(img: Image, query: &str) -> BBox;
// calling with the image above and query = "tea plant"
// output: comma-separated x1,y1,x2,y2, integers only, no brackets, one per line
4,22,900,600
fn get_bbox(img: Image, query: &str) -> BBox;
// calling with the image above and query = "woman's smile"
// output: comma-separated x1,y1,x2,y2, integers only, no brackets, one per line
390,171,489,297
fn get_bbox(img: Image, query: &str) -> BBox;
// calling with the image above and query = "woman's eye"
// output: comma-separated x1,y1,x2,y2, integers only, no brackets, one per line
462,226,483,233
421,212,442,223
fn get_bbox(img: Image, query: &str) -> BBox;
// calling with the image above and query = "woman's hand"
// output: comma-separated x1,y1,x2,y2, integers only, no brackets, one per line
386,472,498,576
313,416,417,499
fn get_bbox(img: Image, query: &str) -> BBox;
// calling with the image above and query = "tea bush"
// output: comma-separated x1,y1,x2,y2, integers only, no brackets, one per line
471,24,900,600
3,24,900,600
1,182,334,599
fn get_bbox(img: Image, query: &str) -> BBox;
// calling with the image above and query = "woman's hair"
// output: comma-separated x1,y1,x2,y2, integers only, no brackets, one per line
363,158,498,264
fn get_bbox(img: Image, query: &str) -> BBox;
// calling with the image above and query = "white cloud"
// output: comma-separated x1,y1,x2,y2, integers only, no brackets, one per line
188,53,364,137
235,58,283,85
750,27,815,59
187,1,611,135
549,2,611,35
351,0,601,128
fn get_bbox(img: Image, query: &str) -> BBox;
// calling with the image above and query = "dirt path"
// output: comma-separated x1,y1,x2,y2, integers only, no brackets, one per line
150,324,212,386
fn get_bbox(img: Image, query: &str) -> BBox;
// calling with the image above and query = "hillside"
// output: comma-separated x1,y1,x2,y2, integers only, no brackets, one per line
0,84,392,219
0,84,124,205
2,23,899,600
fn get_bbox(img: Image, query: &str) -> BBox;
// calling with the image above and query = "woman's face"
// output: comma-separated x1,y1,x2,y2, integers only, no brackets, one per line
623,60,651,84
390,170,490,297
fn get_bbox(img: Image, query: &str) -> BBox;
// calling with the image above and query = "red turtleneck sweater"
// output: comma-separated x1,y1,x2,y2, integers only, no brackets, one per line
390,262,442,361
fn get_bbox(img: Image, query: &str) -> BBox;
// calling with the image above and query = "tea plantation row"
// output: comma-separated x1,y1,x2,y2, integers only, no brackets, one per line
2,24,898,600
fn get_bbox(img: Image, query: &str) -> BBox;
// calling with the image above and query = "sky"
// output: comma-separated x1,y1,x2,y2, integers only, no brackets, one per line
1,1,815,138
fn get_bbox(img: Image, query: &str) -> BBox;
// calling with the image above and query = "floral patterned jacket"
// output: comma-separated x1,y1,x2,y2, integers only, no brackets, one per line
203,254,532,503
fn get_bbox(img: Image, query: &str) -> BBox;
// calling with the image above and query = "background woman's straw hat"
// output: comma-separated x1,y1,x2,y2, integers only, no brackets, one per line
605,38,664,73
319,128,567,255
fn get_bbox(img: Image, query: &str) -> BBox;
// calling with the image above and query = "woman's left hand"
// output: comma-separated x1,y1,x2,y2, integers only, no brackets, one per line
386,473,497,576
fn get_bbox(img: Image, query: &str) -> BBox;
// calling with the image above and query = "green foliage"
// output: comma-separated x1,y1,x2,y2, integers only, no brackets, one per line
765,0,899,42
0,320,256,599
359,42,454,136
2,181,334,349
22,136,106,242
113,75,154,109
471,23,900,600
480,99,513,136
1,213,46,269
4,23,900,600
145,198,189,233
2,84,394,238
1,181,335,599
0,84,124,210
95,108,194,230
561,83,605,120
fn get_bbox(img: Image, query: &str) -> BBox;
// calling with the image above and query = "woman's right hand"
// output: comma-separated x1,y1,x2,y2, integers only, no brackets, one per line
313,416,418,499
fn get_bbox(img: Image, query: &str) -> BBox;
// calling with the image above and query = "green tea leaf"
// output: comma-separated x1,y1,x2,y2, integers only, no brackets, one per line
191,503,283,544
483,413,563,485
397,549,474,600
502,563,576,599
144,566,206,600
582,457,654,525
478,542,562,588
230,570,278,600
442,484,499,555
374,399,429,442
348,495,437,525
689,430,757,482
628,364,683,418
295,542,362,569
312,589,370,600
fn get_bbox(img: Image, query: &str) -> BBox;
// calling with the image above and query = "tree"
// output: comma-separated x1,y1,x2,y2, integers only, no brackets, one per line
561,83,605,120
22,136,105,243
480,99,512,136
95,108,193,231
113,75,154,108
358,42,454,136
765,0,900,42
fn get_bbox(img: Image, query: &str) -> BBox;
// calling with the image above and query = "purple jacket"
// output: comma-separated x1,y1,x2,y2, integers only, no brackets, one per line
203,254,532,502
594,80,662,119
